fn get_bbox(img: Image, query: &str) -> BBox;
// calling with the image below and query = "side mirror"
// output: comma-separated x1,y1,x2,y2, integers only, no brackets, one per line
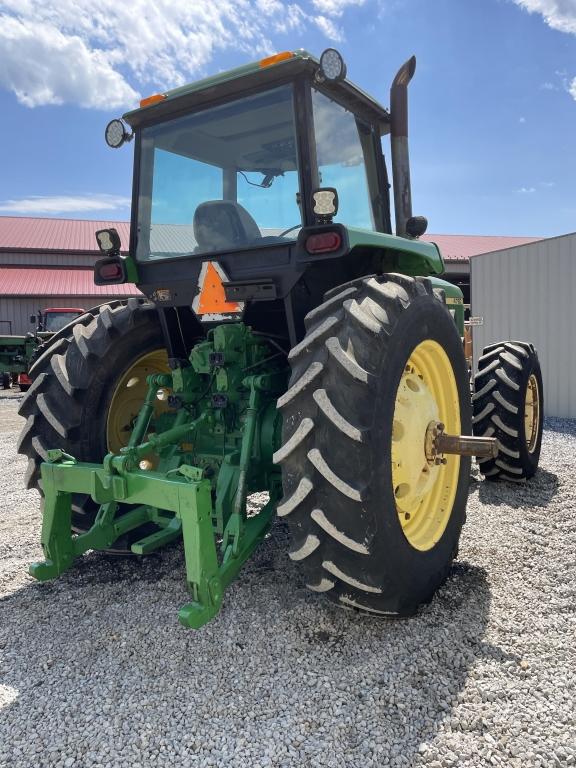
29,315,36,324
406,216,428,239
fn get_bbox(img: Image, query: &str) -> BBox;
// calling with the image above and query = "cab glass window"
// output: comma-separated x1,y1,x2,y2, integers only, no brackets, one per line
136,85,302,260
312,89,377,230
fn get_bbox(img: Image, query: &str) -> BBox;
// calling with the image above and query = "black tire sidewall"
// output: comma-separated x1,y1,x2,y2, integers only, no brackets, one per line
70,322,166,462
369,296,471,601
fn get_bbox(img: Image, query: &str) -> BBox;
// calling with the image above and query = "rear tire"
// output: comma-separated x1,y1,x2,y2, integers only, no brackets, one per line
17,298,167,535
275,274,472,616
472,341,543,481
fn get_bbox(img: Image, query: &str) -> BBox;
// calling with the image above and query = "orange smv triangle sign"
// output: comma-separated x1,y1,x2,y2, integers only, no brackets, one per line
192,261,244,321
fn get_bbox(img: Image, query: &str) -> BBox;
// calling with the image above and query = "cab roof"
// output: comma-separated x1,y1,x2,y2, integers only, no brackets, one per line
122,50,391,134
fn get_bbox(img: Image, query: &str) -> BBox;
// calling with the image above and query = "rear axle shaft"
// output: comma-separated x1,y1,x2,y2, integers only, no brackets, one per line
426,421,498,461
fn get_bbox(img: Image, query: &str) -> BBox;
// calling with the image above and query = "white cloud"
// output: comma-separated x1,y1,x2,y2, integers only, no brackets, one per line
312,0,366,16
0,194,131,214
314,15,345,40
512,2,576,100
517,186,537,194
0,0,365,110
519,116,527,123
0,15,139,109
511,0,576,34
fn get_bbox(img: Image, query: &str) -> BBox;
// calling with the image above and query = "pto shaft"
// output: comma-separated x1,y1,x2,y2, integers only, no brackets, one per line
435,432,499,458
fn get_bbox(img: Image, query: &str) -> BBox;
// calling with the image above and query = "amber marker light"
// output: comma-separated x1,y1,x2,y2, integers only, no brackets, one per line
140,93,167,108
259,51,294,68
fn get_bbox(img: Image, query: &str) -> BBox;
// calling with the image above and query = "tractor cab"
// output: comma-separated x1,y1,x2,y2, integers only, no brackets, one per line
96,49,446,344
131,65,389,261
125,49,391,252
31,307,84,336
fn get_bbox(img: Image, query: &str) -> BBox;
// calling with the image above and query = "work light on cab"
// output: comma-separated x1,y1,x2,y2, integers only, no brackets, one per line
312,187,339,223
104,119,132,149
95,227,121,255
319,48,347,81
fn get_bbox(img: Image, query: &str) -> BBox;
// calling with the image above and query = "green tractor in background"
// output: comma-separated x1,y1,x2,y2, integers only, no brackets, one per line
1,307,84,391
17,49,544,627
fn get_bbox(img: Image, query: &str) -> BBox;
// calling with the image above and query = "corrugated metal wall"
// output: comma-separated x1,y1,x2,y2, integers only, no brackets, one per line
471,232,576,418
0,296,135,335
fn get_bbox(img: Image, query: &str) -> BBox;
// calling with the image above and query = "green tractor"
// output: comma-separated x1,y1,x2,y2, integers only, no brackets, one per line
1,307,84,391
17,49,544,627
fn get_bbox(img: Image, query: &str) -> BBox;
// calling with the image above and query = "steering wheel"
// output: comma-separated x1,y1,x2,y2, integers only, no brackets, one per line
277,224,302,238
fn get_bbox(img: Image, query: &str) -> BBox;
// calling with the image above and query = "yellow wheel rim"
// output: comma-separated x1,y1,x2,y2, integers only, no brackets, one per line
524,373,540,454
391,340,461,551
106,349,170,454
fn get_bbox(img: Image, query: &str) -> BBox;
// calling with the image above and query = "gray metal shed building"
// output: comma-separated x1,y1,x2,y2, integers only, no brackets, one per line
471,232,576,418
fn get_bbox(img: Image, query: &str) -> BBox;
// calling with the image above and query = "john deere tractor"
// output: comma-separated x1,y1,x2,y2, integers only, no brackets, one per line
18,49,543,627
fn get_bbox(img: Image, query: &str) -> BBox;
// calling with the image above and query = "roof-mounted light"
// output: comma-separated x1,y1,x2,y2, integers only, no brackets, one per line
259,51,295,68
105,119,133,149
319,48,346,82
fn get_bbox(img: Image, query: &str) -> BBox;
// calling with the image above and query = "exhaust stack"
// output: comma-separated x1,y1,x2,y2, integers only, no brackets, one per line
390,56,416,238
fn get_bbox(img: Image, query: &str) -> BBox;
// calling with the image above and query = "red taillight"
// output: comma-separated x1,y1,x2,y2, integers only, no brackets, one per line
305,232,342,254
98,262,123,280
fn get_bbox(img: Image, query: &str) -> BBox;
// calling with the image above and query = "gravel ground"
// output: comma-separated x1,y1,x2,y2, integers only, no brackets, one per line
0,389,575,768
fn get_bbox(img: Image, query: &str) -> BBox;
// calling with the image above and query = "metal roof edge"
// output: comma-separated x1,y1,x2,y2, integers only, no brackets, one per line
469,231,573,260
0,247,107,256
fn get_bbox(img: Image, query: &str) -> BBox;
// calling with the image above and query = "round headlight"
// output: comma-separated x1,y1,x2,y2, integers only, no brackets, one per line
105,119,128,149
319,48,347,82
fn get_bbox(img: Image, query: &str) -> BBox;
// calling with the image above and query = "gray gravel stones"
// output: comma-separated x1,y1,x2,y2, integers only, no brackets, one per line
0,390,575,767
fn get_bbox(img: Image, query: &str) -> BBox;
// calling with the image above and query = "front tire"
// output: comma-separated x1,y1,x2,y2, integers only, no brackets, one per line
275,274,472,616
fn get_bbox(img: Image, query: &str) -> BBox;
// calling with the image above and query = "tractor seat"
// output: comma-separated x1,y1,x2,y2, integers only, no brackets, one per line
193,201,261,252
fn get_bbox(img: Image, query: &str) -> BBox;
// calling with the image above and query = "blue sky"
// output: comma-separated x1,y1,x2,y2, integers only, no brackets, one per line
0,0,575,237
